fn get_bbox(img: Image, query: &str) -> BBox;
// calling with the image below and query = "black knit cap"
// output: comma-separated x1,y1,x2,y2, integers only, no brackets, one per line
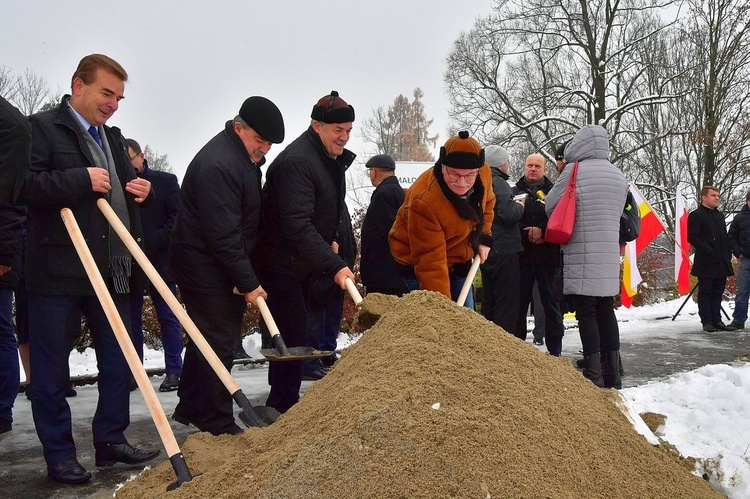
311,90,355,124
238,96,285,144
440,131,485,169
555,140,571,161
365,154,396,171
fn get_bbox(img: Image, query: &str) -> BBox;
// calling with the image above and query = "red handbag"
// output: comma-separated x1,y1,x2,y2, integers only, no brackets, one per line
544,161,579,245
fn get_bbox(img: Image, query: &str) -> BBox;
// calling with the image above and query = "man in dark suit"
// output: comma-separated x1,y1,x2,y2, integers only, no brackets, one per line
170,96,285,435
360,154,407,296
688,185,736,332
0,96,30,438
17,54,159,485
127,138,183,392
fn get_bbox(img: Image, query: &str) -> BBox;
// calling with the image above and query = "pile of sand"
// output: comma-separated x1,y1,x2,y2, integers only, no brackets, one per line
117,291,719,498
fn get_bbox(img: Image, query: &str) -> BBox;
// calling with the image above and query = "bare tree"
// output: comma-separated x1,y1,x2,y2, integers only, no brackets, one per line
143,145,173,173
445,0,680,161
0,65,16,101
12,68,52,115
360,88,438,161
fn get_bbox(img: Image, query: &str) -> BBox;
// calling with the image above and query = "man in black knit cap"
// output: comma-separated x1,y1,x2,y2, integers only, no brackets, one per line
170,96,285,435
254,91,357,413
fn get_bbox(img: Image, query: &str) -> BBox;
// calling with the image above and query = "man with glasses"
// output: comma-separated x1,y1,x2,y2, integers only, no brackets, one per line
389,131,495,308
253,91,356,414
511,154,565,355
126,138,183,393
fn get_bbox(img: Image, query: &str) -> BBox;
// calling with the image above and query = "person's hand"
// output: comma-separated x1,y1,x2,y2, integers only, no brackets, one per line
126,178,151,203
333,267,355,289
243,285,268,307
331,241,340,254
88,167,111,193
478,244,490,263
0,265,10,276
524,226,544,244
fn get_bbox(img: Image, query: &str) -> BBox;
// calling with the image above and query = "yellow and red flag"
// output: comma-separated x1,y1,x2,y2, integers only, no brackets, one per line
621,184,665,308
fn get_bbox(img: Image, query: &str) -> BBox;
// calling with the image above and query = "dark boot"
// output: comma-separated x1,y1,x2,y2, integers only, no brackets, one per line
601,350,622,389
582,352,604,387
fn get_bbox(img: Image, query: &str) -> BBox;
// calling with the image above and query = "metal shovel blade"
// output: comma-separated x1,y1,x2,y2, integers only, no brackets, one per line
259,347,335,362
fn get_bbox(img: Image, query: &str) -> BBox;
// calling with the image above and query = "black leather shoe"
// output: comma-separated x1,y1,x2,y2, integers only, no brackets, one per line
159,374,180,392
95,442,160,468
715,322,737,331
730,321,745,330
47,458,92,484
65,386,77,397
702,323,718,332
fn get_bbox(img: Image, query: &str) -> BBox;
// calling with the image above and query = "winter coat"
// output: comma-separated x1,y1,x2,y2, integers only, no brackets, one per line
254,126,355,279
545,124,628,297
688,204,733,278
0,201,24,288
389,162,495,299
728,203,750,259
512,176,561,266
0,96,31,204
136,159,179,284
360,175,405,290
170,121,264,294
485,168,523,260
17,96,151,296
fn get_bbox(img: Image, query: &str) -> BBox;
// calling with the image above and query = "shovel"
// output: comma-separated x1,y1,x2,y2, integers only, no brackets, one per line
61,208,193,491
96,198,270,428
233,288,334,362
456,256,481,307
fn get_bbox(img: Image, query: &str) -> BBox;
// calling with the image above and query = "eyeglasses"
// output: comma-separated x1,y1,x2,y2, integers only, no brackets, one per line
129,153,139,160
443,165,478,182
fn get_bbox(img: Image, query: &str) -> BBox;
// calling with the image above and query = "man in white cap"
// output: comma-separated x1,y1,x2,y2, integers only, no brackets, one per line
480,146,524,334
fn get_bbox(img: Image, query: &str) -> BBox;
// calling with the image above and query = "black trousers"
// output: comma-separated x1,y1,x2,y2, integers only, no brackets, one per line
28,292,132,466
696,276,727,326
176,289,245,434
515,263,564,355
480,252,520,335
257,267,307,413
571,295,619,354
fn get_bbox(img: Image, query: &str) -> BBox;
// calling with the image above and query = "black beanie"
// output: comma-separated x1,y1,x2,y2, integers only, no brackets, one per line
439,131,484,169
238,96,285,144
311,91,355,124
555,140,571,161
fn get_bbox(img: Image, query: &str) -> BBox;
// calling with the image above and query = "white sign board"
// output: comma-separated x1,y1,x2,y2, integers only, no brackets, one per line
395,161,433,189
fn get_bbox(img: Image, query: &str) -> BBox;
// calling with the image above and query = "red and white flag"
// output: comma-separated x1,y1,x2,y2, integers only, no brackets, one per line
675,185,691,295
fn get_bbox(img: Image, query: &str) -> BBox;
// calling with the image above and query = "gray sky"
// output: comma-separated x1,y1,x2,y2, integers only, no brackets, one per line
2,0,494,180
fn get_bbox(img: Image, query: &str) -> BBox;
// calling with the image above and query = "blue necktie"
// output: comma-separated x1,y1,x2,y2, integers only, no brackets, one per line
88,125,102,148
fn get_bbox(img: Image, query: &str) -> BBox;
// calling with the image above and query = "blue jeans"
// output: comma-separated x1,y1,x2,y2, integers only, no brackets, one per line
0,288,19,423
403,275,475,310
734,257,750,324
130,283,184,375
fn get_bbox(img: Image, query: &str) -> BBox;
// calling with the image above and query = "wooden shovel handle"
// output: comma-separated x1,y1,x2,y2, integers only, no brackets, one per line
96,198,241,393
345,277,363,305
456,256,481,307
60,208,181,458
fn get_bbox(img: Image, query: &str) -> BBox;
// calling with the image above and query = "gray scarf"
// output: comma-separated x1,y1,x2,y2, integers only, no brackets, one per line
75,115,132,293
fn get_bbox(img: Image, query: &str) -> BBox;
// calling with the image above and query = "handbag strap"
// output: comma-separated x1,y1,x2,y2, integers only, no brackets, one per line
568,161,579,187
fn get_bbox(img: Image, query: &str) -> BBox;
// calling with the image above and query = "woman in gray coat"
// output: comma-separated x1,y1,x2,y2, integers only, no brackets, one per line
545,125,628,388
